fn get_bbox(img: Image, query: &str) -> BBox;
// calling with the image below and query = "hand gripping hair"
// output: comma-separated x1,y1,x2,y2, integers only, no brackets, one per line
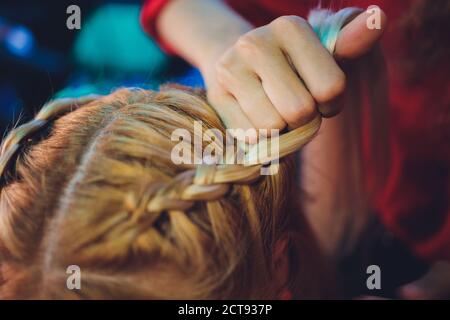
0,8,384,299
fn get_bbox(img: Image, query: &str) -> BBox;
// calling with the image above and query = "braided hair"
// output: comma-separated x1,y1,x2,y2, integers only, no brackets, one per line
0,8,374,299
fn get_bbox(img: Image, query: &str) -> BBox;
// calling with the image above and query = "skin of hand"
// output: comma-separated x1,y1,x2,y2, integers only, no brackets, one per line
157,0,386,138
199,9,387,140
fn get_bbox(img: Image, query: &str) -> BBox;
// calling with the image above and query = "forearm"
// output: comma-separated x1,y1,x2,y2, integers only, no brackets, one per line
157,0,252,71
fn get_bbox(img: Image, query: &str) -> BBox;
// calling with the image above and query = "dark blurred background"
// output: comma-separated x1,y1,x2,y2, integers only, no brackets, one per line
0,0,203,134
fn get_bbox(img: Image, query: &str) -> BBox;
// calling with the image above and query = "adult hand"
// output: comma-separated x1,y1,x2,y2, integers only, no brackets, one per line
201,9,387,141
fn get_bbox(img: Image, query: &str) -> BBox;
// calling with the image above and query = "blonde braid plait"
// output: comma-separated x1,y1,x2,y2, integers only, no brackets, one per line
0,8,359,215
0,95,100,180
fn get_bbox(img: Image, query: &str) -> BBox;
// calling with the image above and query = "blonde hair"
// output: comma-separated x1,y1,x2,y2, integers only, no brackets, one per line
0,86,330,299
0,8,386,299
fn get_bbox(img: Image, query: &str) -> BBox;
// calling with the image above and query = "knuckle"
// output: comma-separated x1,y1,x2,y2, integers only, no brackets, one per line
312,71,347,103
285,96,316,125
214,56,235,88
215,50,233,71
235,31,264,56
258,118,286,131
271,15,308,33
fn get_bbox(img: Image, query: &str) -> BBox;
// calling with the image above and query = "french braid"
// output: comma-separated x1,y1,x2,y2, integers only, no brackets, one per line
0,95,100,177
0,7,359,214
0,8,366,299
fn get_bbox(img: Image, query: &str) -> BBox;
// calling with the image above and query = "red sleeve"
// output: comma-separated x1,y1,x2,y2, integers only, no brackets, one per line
140,0,177,55
377,135,450,262
375,69,450,262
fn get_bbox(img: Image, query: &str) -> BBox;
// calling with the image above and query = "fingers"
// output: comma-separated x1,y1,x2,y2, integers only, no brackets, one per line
207,88,257,143
261,66,318,128
220,20,339,129
270,16,346,115
205,9,387,135
230,28,317,129
335,7,387,59
214,50,286,131
232,76,286,132
253,46,318,128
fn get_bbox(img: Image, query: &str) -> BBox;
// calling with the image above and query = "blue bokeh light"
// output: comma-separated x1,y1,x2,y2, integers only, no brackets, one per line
5,26,35,57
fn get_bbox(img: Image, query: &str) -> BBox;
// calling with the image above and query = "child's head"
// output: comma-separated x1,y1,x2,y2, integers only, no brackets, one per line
0,88,326,299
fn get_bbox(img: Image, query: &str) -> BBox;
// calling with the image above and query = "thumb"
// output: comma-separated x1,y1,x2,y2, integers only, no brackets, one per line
335,6,387,60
